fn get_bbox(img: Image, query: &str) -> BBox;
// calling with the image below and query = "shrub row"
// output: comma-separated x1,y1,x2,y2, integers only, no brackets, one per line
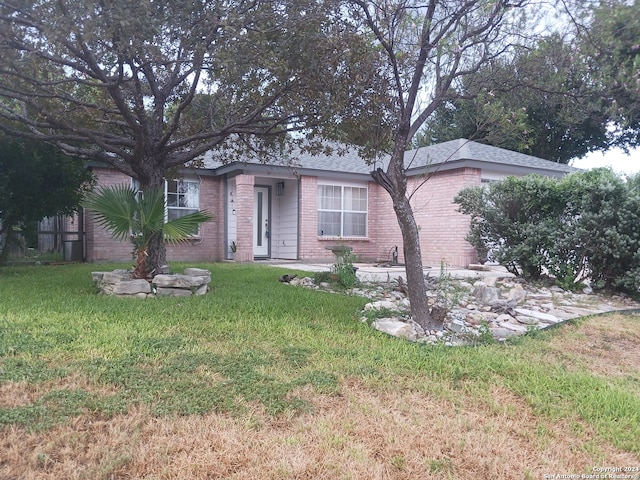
455,168,640,294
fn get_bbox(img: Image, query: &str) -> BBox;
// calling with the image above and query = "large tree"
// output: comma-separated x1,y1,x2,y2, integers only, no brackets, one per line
0,134,95,259
416,0,640,162
343,0,552,329
414,34,611,163
579,0,640,150
0,0,383,272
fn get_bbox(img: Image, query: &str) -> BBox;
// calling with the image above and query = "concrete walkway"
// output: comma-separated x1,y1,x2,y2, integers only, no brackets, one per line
266,261,514,283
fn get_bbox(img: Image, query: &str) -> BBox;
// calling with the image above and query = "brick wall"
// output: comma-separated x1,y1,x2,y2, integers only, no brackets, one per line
411,167,481,267
87,165,481,267
368,183,404,263
299,178,402,263
85,168,224,264
298,168,482,267
84,169,133,263
233,174,255,262
165,174,223,263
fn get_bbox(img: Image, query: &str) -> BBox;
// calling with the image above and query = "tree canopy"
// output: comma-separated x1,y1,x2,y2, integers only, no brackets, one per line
0,135,95,258
415,0,640,162
581,0,640,150
0,1,376,183
0,0,386,271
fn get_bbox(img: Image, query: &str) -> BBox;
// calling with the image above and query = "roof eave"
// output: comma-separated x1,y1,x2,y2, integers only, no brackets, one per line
405,158,577,178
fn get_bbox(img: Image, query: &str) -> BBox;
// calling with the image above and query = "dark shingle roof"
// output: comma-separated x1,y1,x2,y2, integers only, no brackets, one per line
404,139,577,177
204,139,577,179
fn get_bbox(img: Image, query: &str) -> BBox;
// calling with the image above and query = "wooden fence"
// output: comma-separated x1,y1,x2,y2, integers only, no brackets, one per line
1,214,83,260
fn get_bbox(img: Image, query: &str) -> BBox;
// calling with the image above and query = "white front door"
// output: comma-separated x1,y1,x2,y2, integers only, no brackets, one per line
253,186,270,257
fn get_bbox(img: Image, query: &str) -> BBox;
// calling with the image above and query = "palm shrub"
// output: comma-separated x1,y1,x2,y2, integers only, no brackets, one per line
83,184,212,278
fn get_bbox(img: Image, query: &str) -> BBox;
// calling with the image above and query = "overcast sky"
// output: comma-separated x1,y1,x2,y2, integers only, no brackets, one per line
571,147,640,176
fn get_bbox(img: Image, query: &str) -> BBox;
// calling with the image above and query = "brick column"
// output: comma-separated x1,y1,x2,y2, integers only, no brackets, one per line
234,174,255,262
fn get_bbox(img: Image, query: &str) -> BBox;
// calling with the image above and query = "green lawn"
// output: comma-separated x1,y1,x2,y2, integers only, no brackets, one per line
1,263,639,478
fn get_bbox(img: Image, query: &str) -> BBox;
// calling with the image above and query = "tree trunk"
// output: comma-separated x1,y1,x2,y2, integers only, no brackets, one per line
373,144,441,331
146,232,167,276
133,248,148,279
392,193,440,331
138,160,168,276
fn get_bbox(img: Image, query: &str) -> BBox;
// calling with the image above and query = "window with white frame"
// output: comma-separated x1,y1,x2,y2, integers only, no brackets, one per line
132,177,202,232
166,178,200,221
318,183,368,237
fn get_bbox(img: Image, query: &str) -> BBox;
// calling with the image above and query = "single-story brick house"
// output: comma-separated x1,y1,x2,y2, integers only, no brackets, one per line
84,138,575,267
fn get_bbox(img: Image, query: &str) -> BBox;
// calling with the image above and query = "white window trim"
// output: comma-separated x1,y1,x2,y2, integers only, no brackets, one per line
317,181,368,239
131,177,203,237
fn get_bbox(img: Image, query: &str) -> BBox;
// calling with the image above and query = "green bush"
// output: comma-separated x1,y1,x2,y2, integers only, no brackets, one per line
455,169,640,295
455,174,566,279
331,250,359,289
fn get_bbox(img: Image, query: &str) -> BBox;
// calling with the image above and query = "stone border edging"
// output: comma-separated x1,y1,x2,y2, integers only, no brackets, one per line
91,267,212,298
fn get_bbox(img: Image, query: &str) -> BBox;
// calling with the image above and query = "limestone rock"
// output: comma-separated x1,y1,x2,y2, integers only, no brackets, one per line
499,321,528,333
472,282,501,305
496,313,516,323
153,274,207,289
489,327,519,339
446,319,468,333
468,264,491,271
506,284,526,305
113,279,151,295
184,267,211,277
373,318,419,341
484,276,499,287
467,313,486,325
157,264,171,275
155,287,194,297
91,268,211,298
92,272,106,282
528,292,553,300
365,300,401,312
290,277,315,287
193,284,209,295
102,271,132,283
513,308,560,324
515,316,539,325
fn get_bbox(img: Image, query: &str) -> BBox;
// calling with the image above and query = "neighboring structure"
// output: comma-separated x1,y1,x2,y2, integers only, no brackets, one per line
83,139,576,268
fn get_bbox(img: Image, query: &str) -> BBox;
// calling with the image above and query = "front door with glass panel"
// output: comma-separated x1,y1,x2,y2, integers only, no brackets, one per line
253,186,270,257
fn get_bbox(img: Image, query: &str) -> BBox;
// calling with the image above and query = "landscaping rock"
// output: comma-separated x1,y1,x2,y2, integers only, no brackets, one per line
499,321,528,333
373,318,419,341
102,270,132,283
92,268,211,298
472,282,500,305
490,327,519,340
113,279,151,295
506,284,526,304
446,319,468,333
515,316,539,325
364,300,400,312
513,308,561,324
466,313,487,325
280,269,640,346
156,287,194,297
153,274,208,289
184,267,211,278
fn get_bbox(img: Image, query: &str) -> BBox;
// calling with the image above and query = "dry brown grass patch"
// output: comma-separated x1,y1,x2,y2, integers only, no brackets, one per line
2,380,638,480
544,313,640,382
